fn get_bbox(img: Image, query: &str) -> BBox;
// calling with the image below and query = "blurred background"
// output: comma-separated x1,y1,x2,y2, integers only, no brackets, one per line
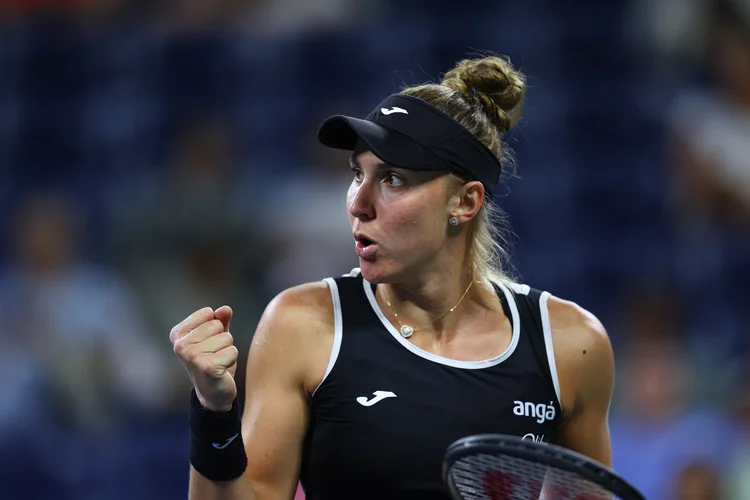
0,0,748,498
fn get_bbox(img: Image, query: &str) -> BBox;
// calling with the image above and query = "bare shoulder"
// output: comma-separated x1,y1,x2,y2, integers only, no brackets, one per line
259,280,335,331
545,295,615,414
546,295,611,355
248,280,336,394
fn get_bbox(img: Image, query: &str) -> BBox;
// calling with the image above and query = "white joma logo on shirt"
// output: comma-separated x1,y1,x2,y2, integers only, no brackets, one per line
357,391,397,406
513,400,556,424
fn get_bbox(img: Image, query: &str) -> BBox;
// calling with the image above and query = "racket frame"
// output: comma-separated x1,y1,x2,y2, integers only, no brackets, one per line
443,434,645,500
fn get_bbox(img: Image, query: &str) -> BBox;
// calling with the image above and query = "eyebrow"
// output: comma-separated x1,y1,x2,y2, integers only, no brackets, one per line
348,157,388,169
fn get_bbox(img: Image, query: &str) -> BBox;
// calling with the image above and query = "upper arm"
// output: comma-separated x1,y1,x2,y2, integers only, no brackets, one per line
548,297,615,467
241,282,334,500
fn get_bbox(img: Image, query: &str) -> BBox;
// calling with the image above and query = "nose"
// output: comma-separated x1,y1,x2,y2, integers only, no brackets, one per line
348,179,375,222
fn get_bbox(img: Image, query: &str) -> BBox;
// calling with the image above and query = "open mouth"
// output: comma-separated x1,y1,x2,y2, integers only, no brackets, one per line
354,235,377,259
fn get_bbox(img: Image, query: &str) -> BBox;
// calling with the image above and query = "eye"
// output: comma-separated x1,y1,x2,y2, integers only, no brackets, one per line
385,174,404,187
351,168,364,182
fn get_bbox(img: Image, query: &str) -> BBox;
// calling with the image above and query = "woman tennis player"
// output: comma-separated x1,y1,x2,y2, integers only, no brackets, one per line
170,54,615,500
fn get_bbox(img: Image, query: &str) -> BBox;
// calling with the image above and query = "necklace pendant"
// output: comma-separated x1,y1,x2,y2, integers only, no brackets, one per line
399,324,414,338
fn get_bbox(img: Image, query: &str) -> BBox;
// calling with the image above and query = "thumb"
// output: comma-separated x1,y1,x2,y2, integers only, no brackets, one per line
214,305,233,332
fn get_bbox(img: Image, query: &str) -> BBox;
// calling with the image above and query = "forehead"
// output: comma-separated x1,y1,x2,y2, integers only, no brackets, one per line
350,139,384,165
349,151,384,168
352,138,369,156
348,139,453,185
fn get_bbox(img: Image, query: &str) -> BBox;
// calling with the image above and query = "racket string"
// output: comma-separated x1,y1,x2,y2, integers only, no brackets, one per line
449,454,616,500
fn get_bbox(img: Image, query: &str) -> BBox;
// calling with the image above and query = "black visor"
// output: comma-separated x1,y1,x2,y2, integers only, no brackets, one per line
317,94,503,198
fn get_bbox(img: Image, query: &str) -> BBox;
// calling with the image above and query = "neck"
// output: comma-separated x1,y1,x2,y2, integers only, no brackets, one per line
387,269,472,315
377,260,495,339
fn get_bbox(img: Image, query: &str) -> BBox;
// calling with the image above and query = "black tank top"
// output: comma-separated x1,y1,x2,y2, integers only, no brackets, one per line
300,269,562,500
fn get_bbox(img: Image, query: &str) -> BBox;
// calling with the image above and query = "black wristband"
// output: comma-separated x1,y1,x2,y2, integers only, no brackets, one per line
189,388,248,482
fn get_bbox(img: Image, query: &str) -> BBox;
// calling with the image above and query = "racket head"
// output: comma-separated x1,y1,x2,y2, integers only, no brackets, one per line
443,434,645,500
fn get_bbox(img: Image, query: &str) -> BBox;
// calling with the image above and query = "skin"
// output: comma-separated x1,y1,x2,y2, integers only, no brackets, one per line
172,145,615,500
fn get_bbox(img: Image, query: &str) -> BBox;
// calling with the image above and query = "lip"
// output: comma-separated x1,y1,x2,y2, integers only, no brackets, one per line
355,240,377,261
353,232,377,245
353,233,378,261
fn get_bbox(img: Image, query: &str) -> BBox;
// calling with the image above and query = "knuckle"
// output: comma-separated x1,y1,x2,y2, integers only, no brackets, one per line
179,347,198,365
198,359,217,375
209,319,224,333
190,307,211,320
182,349,197,363
173,338,187,356
175,340,197,361
186,307,212,325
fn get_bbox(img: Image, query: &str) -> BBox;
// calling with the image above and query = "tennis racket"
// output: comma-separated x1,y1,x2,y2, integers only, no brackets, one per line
443,434,645,500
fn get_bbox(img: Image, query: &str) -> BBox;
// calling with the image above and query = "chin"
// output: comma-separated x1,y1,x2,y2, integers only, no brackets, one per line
357,259,397,284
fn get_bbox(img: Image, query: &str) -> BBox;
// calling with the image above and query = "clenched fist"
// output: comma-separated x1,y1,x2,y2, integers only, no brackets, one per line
171,305,239,412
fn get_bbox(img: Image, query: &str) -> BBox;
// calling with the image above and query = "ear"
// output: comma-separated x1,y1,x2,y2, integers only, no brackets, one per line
448,180,484,224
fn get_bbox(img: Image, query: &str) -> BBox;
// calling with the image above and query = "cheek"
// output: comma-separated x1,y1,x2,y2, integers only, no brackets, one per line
386,204,445,245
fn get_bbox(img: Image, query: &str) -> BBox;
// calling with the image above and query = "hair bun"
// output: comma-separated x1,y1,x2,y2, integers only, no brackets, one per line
441,56,526,133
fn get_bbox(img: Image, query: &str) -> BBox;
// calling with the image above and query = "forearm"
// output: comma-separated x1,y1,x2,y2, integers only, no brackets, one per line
189,467,258,500
188,387,257,500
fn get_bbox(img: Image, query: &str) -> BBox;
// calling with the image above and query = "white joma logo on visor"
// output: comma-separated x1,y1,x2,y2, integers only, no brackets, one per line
381,107,408,115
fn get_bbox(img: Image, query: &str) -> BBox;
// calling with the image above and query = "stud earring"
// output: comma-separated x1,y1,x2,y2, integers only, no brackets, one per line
449,217,459,226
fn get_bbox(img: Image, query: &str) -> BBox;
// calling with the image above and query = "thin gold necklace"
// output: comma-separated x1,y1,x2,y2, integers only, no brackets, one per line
382,278,475,338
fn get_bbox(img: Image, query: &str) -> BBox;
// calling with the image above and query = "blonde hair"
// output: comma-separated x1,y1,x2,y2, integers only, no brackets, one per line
400,54,526,285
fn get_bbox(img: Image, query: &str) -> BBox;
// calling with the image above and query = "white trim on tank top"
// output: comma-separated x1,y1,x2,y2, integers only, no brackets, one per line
351,268,521,370
538,291,563,412
312,277,344,397
510,283,531,296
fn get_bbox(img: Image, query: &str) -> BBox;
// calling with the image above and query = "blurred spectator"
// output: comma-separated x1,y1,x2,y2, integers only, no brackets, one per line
155,0,243,33
661,0,750,364
627,0,712,76
0,190,171,435
259,103,361,293
71,0,137,31
150,0,383,35
669,1,750,223
725,362,750,500
671,461,723,500
110,117,268,403
609,284,735,500
239,0,382,36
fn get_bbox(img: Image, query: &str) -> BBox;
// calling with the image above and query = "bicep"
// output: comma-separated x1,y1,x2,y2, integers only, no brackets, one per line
240,306,312,500
242,372,309,500
557,399,612,467
555,308,615,467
